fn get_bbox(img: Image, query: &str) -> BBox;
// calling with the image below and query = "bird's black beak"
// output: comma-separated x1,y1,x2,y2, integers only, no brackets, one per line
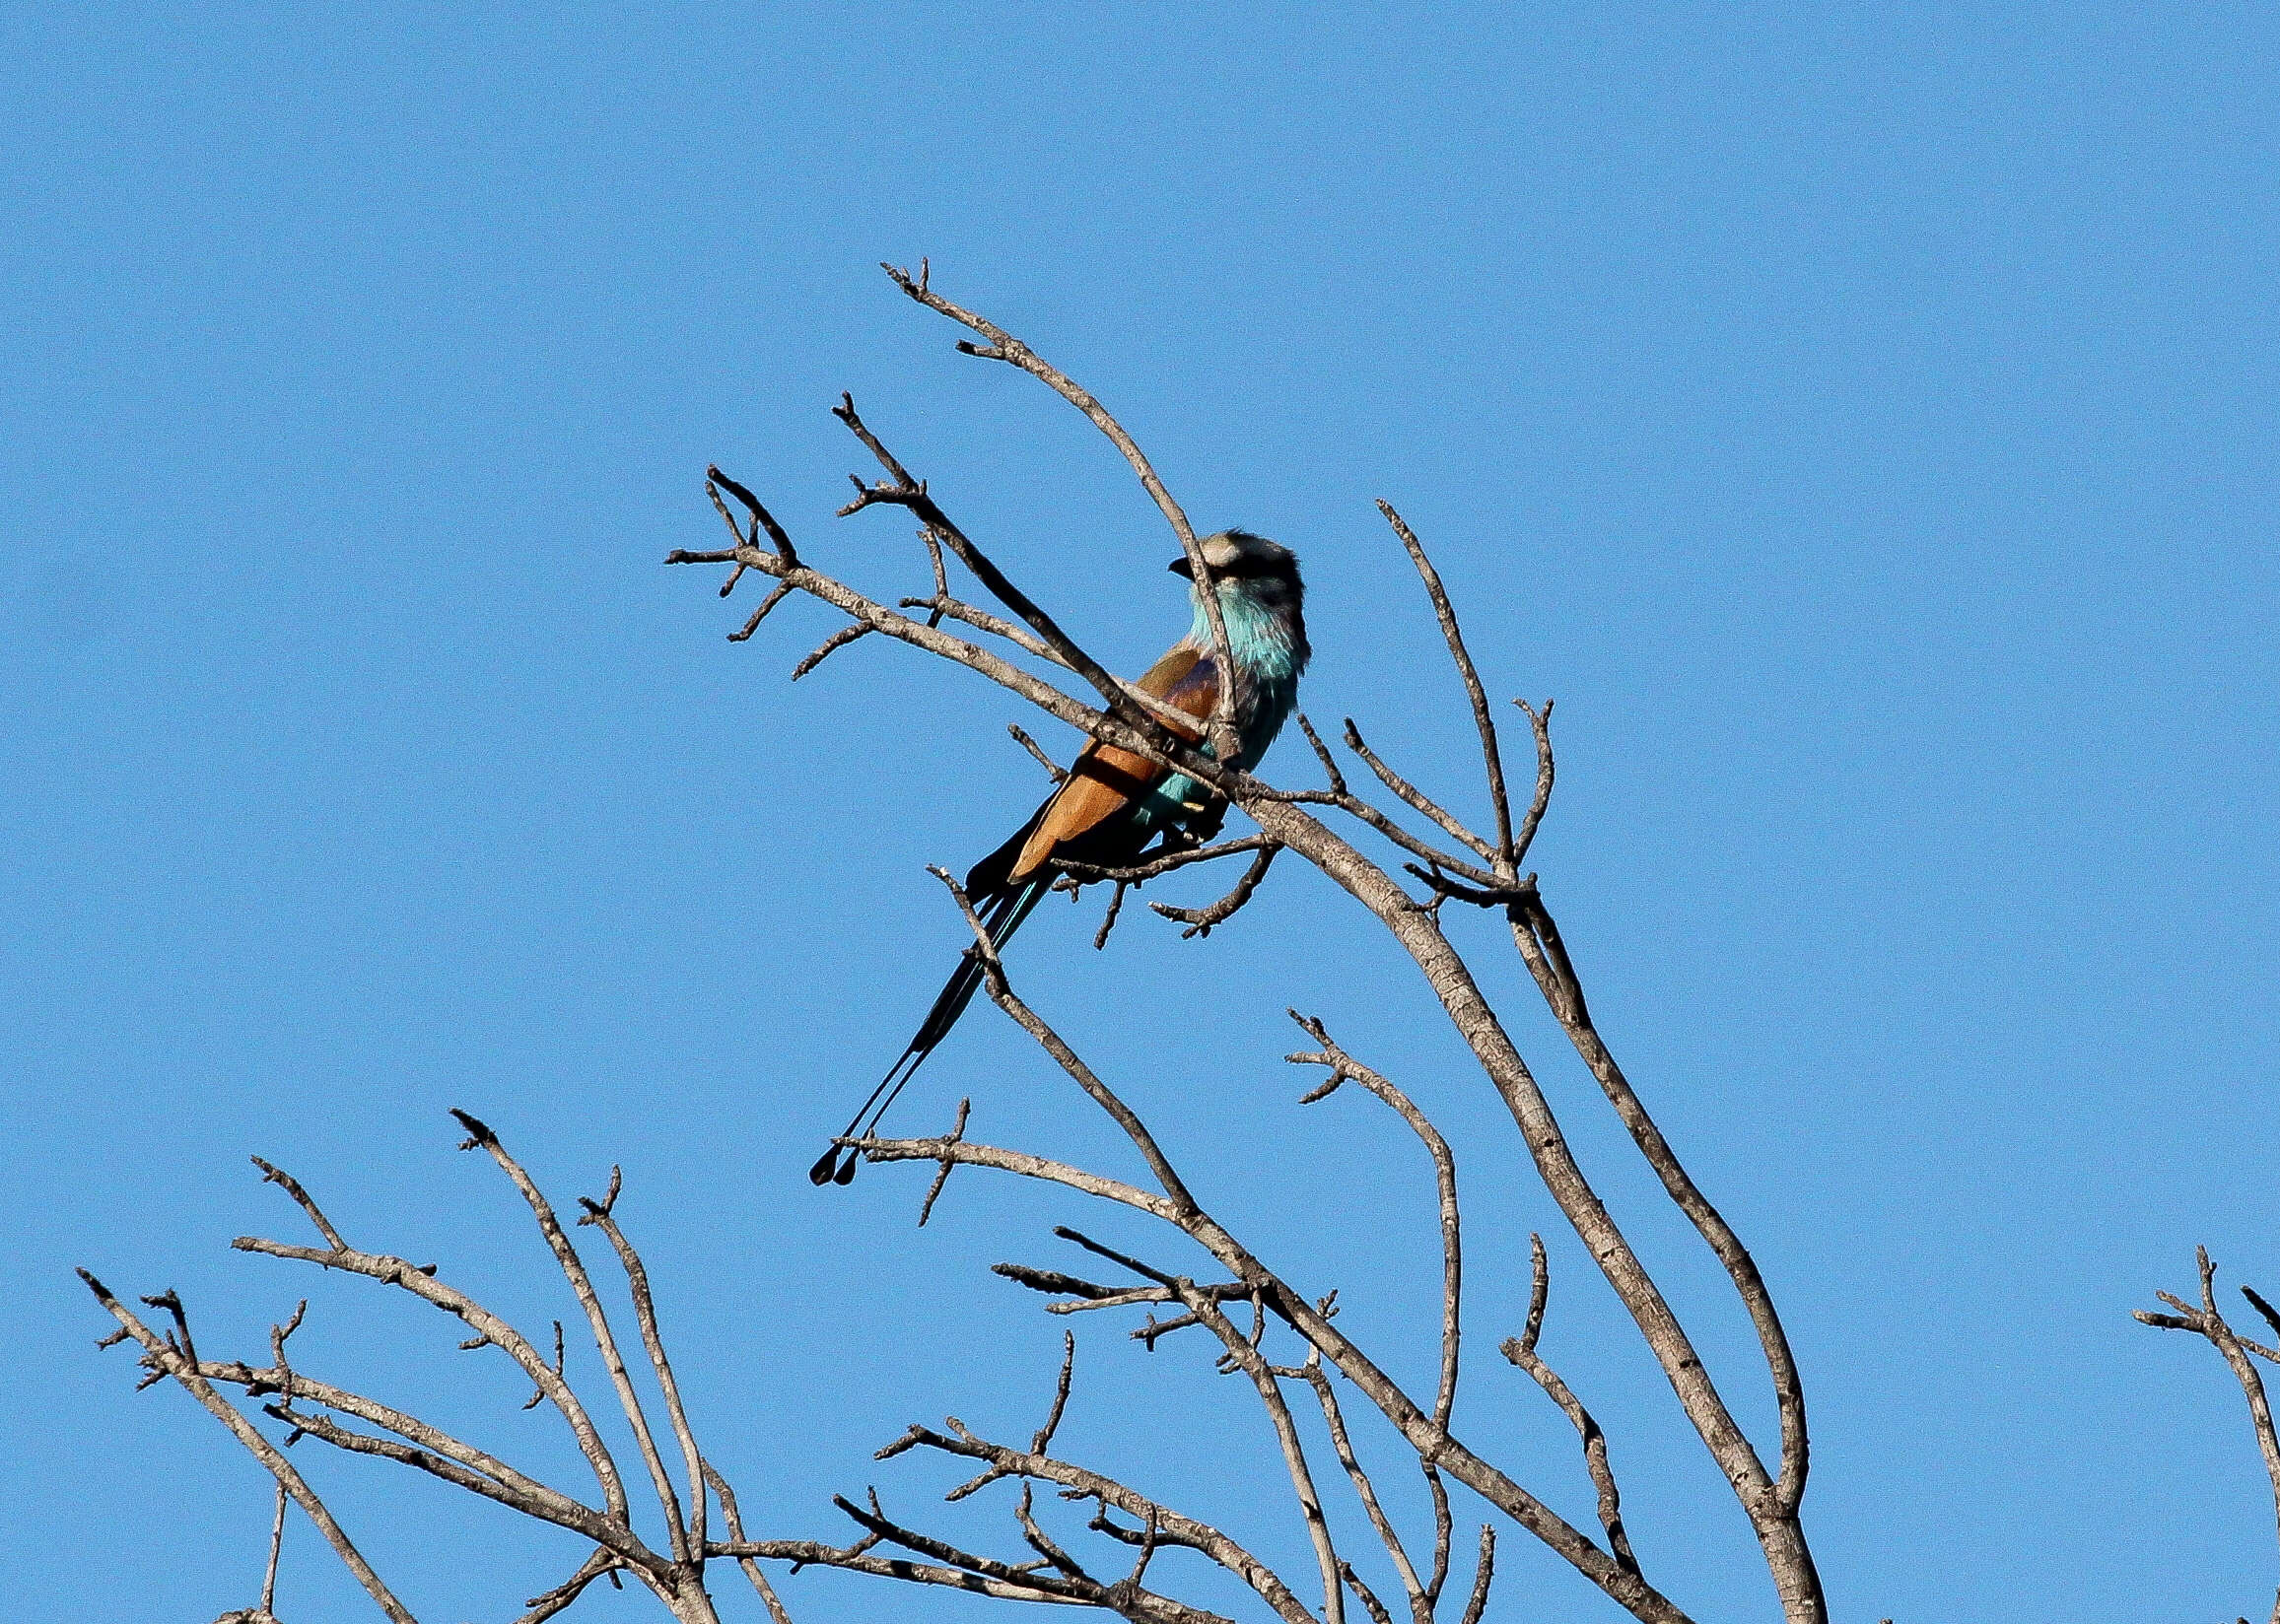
1168,556,1195,578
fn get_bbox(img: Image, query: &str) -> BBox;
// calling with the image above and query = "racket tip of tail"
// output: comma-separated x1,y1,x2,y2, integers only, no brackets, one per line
809,1145,855,1185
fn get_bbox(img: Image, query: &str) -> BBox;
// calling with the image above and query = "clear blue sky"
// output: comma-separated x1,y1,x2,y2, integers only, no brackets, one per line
6,5,2277,1621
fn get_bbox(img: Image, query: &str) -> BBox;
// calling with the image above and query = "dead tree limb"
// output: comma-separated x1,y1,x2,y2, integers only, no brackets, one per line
2138,1249,2280,1624
691,269,1822,1621
90,265,1831,1624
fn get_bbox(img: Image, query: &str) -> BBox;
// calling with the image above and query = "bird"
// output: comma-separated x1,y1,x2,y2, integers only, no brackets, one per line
809,529,1310,1185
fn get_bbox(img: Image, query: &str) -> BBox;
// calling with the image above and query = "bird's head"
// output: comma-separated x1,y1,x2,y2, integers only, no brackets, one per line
1170,530,1307,671
1168,529,1301,591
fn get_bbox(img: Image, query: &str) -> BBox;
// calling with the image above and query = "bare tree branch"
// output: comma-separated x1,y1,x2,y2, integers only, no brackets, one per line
1149,843,1279,938
1501,1236,1639,1577
875,1420,1310,1624
1375,502,1514,868
250,1156,349,1252
832,392,1196,758
1509,698,1555,867
578,1169,709,1558
729,579,795,643
791,622,875,680
79,1273,418,1624
1340,1563,1395,1624
720,1530,1095,1608
1505,890,1811,1522
260,1479,286,1618
879,867,1695,1624
671,497,1230,807
1011,723,1071,783
879,260,1243,758
234,1165,635,1526
1034,1331,1077,1453
917,1098,972,1228
1053,834,1278,888
1187,1290,1345,1624
515,1548,629,1624
705,1461,794,1624
2139,1248,2280,1621
823,1486,1232,1624
1285,1015,1461,1434
1341,719,1497,866
451,1111,692,1566
1455,1528,1494,1624
93,265,1845,1624
191,1354,606,1539
927,867,1202,1215
1293,1355,1426,1621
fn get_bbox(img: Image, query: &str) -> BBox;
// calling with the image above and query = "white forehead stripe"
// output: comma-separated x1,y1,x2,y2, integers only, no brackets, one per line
1200,530,1285,569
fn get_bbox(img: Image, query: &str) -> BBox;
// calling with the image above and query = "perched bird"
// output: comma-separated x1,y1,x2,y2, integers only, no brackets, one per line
810,530,1310,1185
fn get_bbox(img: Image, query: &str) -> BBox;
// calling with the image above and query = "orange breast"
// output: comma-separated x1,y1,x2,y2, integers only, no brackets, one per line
1007,644,1217,880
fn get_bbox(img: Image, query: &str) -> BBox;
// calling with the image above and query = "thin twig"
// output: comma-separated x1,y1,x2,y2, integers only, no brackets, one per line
234,1160,633,1523
515,1548,627,1624
1034,1331,1077,1453
880,262,1241,757
578,1169,709,1559
1186,1293,1344,1624
708,465,798,567
1501,1237,1639,1576
874,1420,1310,1624
250,1157,347,1252
884,266,1196,552
900,593,1063,661
833,393,1186,753
705,1461,795,1624
930,868,1201,1215
1011,724,1070,783
791,622,874,679
863,882,1693,1623
1287,1014,1461,1433
729,579,795,643
260,1478,286,1615
919,1099,971,1227
1376,502,1514,866
1054,834,1278,887
1341,1562,1396,1624
451,1111,691,1565
1506,890,1809,1518
1295,712,1347,793
1343,719,1497,865
1150,844,1279,938
1510,698,1555,865
1456,1527,1495,1624
1093,882,1131,951
1295,1355,1425,1617
188,1353,605,1538
670,508,1243,814
79,1273,417,1624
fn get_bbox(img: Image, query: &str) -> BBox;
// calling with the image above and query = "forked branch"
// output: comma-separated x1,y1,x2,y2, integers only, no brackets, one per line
2138,1248,2280,1624
1501,1237,1639,1577
93,265,1828,1624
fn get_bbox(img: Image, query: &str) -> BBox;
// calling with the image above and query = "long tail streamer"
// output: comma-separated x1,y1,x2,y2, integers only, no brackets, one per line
808,877,1048,1185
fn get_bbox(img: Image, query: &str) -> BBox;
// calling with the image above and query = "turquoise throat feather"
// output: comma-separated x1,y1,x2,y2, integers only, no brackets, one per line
1140,575,1310,824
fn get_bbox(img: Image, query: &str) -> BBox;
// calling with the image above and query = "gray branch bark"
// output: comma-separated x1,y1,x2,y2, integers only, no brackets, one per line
85,266,1832,1624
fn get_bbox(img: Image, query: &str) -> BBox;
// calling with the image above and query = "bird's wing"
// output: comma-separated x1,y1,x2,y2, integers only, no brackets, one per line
1007,645,1218,882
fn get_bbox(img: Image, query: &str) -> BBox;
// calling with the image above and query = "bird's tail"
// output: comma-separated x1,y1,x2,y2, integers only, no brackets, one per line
807,874,1050,1186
